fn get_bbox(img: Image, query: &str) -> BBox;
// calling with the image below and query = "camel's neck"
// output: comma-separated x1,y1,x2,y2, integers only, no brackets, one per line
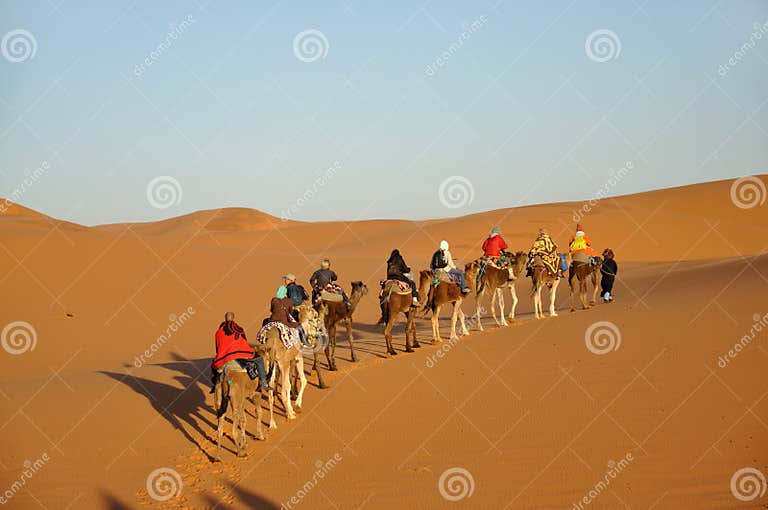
348,291,363,312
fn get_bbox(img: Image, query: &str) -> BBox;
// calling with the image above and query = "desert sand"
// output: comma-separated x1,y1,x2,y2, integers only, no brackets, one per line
1,176,767,509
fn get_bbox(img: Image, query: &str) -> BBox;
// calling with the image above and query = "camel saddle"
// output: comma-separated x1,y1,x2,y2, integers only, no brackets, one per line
256,321,300,349
571,252,591,265
379,279,411,295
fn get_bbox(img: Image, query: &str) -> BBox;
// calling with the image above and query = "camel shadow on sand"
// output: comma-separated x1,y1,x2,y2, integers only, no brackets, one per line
101,353,291,461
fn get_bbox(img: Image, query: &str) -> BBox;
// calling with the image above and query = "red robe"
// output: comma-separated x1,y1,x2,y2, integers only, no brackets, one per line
212,322,254,370
482,235,508,257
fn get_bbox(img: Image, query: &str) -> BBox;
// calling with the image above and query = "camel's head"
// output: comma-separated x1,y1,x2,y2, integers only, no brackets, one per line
512,251,528,275
351,281,368,297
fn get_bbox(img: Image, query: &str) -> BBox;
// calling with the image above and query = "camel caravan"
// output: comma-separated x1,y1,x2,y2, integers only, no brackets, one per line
211,224,618,459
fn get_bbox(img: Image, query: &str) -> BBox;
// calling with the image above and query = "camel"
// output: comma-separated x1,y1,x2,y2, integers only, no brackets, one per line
569,256,603,311
378,281,419,356
296,302,330,389
465,251,528,330
504,252,529,322
316,281,368,370
418,270,470,343
529,262,560,319
213,366,266,460
213,325,307,460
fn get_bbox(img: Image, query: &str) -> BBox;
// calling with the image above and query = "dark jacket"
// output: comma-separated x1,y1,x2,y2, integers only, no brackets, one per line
269,297,298,328
601,259,618,278
430,249,448,271
286,282,308,307
386,250,410,279
310,268,337,291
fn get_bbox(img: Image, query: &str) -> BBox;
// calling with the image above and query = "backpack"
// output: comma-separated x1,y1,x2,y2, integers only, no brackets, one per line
288,284,306,307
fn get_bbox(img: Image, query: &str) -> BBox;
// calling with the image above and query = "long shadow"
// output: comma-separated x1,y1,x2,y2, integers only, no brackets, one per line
99,491,134,509
100,353,218,462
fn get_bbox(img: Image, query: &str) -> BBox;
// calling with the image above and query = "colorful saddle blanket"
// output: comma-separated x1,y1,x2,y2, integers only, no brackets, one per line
257,321,300,349
379,279,411,297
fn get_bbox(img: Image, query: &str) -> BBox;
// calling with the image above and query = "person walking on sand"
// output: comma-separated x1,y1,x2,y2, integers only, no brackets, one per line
600,249,618,302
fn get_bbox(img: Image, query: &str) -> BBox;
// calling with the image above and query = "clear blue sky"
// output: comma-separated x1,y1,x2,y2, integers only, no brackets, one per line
1,1,767,225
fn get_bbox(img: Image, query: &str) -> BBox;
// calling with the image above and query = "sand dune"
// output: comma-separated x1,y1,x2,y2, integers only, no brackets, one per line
0,176,767,509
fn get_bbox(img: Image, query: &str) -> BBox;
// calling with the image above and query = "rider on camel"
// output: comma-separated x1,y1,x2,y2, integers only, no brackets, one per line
210,312,269,393
430,240,471,294
386,249,419,305
526,228,560,277
482,225,509,261
270,285,312,347
569,223,597,266
310,258,351,309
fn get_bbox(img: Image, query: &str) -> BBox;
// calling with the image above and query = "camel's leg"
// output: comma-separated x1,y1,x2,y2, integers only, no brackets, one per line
229,383,246,457
214,382,227,461
237,399,247,457
254,390,265,441
268,367,278,429
313,351,328,389
475,288,485,332
449,303,460,341
407,310,419,349
432,305,442,343
346,317,357,362
569,275,577,312
508,282,518,321
403,310,413,353
459,306,469,336
533,283,542,319
490,288,500,326
294,357,308,411
384,315,397,356
281,365,296,420
498,288,508,326
549,279,560,317
590,273,600,306
326,326,337,371
580,278,589,309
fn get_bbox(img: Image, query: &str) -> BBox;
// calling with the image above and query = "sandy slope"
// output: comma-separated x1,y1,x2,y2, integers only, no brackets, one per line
0,176,767,509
